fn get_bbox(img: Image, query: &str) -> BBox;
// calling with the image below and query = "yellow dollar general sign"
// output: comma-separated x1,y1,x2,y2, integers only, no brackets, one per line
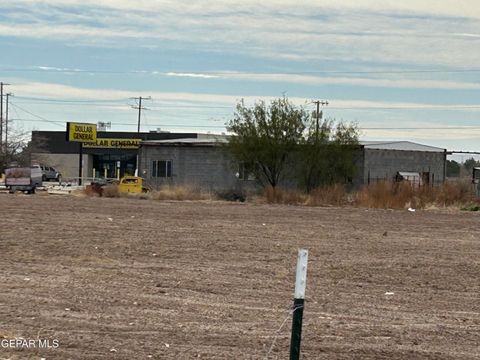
83,138,141,149
66,122,97,142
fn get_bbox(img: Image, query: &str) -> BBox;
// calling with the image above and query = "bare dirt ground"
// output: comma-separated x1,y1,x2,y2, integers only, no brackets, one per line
0,194,479,360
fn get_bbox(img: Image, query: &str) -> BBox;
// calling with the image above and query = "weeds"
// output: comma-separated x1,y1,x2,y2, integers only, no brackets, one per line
354,180,476,209
149,185,213,201
263,186,307,205
81,179,477,210
263,180,476,209
306,184,349,206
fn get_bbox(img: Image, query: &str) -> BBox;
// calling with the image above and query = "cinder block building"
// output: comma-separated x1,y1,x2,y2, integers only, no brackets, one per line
358,141,447,186
139,137,447,190
138,136,238,190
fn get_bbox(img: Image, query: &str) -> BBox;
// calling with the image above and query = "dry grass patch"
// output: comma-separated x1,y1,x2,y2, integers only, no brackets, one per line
263,186,307,205
149,185,213,201
262,180,477,209
83,184,120,198
354,180,476,209
355,181,414,209
102,184,120,198
306,184,349,206
435,180,474,206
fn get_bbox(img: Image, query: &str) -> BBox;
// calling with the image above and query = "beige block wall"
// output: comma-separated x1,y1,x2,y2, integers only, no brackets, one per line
31,153,80,179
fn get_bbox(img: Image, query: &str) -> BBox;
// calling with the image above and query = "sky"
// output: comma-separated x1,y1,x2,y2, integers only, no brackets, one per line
0,0,480,156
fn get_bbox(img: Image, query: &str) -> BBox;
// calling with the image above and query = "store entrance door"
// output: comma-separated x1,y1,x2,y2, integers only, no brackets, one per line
93,154,137,179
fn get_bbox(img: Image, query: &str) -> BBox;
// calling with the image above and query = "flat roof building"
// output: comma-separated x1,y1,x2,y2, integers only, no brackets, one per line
30,130,447,189
30,130,198,179
139,138,447,190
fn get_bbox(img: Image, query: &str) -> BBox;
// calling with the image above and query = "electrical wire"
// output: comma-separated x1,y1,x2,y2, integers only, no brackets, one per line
10,116,480,131
11,96,480,111
8,102,65,128
8,99,480,131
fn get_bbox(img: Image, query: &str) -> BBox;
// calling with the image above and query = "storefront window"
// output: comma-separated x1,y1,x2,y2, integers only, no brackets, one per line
92,154,137,178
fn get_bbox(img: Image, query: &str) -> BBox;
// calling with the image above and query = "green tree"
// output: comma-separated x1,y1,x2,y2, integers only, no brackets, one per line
226,98,308,188
300,118,359,191
226,98,359,191
446,159,461,177
463,157,480,174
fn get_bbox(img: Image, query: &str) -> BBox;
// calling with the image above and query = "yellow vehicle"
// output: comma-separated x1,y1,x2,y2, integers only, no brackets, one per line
117,176,150,193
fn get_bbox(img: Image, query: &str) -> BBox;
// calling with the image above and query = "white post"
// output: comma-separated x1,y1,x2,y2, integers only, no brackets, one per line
81,157,84,186
290,249,308,360
294,249,308,299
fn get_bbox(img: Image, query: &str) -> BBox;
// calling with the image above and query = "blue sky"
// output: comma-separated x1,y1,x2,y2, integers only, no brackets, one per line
1,0,480,154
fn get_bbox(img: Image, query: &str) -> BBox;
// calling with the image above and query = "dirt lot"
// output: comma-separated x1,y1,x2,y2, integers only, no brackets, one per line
0,194,479,359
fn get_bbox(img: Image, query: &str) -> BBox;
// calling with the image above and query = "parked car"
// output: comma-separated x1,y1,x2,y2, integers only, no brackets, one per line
5,165,43,194
40,165,62,182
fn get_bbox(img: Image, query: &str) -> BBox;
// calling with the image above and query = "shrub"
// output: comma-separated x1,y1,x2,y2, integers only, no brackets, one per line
84,183,103,197
216,189,247,202
461,204,480,211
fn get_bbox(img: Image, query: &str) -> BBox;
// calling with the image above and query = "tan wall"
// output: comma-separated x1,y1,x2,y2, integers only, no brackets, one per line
32,153,97,180
32,153,79,179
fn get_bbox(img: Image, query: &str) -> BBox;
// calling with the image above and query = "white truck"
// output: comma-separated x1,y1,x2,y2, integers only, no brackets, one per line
5,165,43,194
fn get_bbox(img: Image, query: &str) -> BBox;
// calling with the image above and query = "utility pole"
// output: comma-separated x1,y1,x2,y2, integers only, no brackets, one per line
5,93,12,152
0,82,10,150
131,96,151,133
131,96,151,176
312,100,328,141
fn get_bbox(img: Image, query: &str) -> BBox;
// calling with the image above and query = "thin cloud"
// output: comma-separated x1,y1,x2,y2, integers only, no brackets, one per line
212,71,480,90
9,79,480,143
164,72,219,79
37,66,82,72
10,80,480,110
9,1,480,19
1,1,480,68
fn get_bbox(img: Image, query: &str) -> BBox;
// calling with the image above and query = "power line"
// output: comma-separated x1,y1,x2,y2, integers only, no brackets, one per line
8,102,65,127
14,96,128,103
9,111,480,131
11,116,480,132
11,96,480,111
14,96,233,109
